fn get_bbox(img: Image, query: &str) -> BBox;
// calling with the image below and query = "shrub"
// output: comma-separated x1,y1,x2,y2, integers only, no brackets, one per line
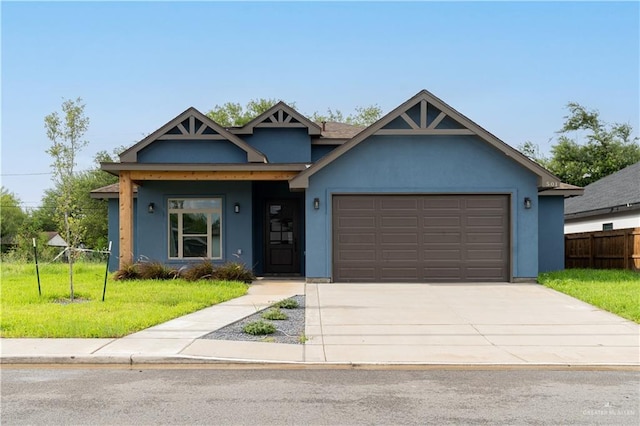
181,260,216,281
212,262,255,283
137,261,178,280
113,262,140,280
262,308,288,320
273,298,299,309
242,320,276,335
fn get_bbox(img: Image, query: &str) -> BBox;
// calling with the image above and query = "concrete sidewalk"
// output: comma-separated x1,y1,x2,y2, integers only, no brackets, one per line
1,282,639,367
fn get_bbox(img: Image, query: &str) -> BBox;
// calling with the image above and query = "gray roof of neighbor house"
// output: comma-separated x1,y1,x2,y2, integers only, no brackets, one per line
564,161,640,217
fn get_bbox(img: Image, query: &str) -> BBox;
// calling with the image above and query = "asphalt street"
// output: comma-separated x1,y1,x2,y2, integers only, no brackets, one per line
1,367,638,425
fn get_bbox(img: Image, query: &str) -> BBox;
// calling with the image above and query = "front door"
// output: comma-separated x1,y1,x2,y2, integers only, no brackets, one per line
264,200,300,274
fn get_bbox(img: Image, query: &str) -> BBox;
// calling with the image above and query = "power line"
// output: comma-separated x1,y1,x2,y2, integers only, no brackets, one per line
1,172,53,176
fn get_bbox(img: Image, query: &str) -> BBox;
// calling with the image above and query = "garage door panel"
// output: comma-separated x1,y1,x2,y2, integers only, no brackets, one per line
336,197,375,210
333,195,509,283
467,249,504,260
381,249,419,260
422,216,461,227
338,233,376,244
381,233,418,244
466,216,505,227
380,216,418,228
381,198,418,210
338,217,375,228
423,232,462,243
339,250,376,261
467,232,503,243
422,198,462,209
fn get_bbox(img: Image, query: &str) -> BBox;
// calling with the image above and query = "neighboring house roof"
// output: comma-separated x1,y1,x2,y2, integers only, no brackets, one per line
45,232,68,247
231,102,322,136
90,183,139,199
564,161,640,219
119,107,268,163
289,89,561,190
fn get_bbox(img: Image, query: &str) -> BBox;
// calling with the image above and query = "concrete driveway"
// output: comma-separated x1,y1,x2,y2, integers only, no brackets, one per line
304,283,640,365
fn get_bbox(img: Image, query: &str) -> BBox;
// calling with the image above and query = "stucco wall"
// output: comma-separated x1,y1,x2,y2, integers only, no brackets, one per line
128,181,253,268
305,135,540,281
538,196,565,273
137,139,247,163
244,128,311,163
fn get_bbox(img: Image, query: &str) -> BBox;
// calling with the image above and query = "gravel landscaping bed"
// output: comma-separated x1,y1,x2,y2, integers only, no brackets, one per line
201,295,305,344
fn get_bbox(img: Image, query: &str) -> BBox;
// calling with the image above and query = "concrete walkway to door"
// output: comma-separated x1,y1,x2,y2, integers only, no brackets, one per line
304,283,640,365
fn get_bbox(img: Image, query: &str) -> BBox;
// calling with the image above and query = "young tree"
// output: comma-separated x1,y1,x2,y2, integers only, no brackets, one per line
44,97,90,299
519,103,640,187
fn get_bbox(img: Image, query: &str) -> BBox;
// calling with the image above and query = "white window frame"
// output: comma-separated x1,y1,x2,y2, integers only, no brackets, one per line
168,198,222,259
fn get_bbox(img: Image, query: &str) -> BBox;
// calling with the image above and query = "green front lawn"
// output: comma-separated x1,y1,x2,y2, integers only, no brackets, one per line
0,262,248,338
539,269,640,323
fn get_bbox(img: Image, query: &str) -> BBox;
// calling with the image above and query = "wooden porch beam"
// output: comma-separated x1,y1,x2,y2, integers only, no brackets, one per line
118,171,134,269
128,170,300,181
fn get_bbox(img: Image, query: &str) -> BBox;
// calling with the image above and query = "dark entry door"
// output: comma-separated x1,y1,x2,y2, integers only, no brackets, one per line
265,200,300,274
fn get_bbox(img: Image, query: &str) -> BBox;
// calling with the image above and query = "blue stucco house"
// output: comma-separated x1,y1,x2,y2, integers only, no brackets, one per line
92,90,582,282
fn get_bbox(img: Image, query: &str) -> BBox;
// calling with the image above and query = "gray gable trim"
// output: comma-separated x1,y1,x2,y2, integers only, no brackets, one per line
231,102,322,136
119,107,267,163
564,161,640,216
289,90,561,189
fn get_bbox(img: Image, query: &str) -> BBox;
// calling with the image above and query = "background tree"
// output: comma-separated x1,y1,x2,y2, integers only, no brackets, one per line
206,98,293,126
207,98,383,127
0,187,27,252
44,97,90,299
311,105,382,126
519,103,640,187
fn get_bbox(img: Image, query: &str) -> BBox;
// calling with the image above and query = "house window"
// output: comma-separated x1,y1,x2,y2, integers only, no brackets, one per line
168,198,222,259
602,223,613,231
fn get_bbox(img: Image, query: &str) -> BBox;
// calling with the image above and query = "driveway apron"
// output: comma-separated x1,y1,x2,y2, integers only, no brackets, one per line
304,283,640,365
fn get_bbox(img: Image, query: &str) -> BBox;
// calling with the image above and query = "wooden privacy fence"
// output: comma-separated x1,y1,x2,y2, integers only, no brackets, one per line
565,227,640,271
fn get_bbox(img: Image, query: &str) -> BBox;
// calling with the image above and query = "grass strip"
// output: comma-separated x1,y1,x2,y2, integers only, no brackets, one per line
539,269,640,323
1,262,247,337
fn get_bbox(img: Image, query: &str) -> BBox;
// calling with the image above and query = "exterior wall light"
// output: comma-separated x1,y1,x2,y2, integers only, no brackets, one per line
148,202,155,214
524,197,532,209
313,198,320,210
234,202,240,214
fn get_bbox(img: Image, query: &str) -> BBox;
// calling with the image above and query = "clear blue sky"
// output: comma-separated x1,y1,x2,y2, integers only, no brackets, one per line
2,1,638,208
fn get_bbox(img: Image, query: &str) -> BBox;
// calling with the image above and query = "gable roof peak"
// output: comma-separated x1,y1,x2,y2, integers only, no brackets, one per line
118,106,267,163
235,102,322,135
289,89,562,189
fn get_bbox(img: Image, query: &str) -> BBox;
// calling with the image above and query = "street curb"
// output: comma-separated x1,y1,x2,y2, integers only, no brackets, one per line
2,356,639,370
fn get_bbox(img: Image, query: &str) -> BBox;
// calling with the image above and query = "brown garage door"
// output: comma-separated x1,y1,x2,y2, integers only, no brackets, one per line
333,195,510,282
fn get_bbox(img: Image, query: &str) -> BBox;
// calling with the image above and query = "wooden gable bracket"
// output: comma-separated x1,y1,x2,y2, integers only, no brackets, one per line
375,99,475,136
157,114,228,140
234,102,322,135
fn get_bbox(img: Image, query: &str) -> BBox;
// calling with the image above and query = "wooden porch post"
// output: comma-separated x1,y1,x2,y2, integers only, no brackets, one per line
119,171,134,269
